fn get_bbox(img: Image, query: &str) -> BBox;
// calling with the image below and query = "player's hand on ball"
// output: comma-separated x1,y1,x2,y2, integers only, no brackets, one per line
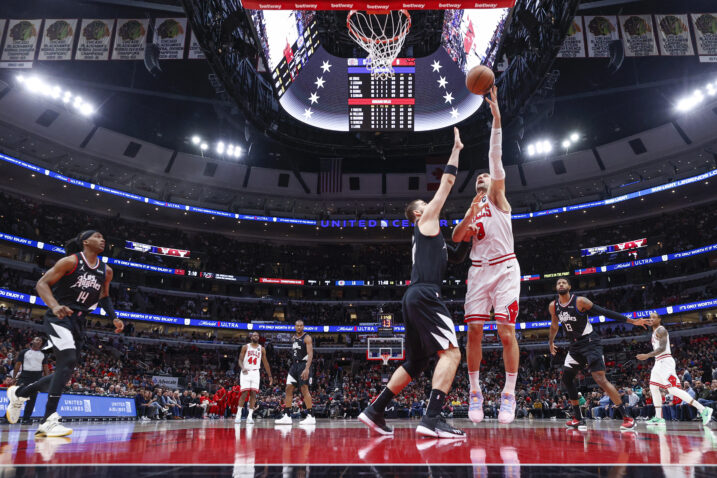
301,369,309,381
113,318,124,333
636,354,648,361
453,127,463,151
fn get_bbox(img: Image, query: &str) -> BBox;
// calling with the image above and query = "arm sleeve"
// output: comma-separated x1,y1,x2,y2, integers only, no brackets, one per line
99,296,117,320
590,304,629,323
447,241,471,264
489,128,504,180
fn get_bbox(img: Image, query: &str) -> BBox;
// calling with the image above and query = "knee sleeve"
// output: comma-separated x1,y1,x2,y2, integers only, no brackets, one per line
402,357,429,379
48,348,77,396
561,367,579,401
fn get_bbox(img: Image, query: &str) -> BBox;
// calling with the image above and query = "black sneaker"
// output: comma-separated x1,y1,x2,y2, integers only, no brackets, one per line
416,415,466,439
358,405,393,435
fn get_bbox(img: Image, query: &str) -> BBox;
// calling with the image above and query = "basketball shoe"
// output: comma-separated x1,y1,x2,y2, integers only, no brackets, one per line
565,418,587,430
275,414,292,425
299,414,315,425
700,407,713,426
35,413,72,437
359,404,393,435
620,416,636,431
646,416,666,427
497,393,516,424
468,390,484,423
4,386,28,424
416,415,466,439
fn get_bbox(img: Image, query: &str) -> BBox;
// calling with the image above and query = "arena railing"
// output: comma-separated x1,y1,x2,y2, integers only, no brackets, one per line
1,152,716,227
1,230,715,285
1,286,715,333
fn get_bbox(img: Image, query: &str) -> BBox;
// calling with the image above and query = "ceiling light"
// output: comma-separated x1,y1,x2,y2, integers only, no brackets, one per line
234,147,242,158
570,132,579,142
216,141,225,154
79,103,94,116
562,140,570,149
191,135,201,145
543,141,552,153
200,143,208,151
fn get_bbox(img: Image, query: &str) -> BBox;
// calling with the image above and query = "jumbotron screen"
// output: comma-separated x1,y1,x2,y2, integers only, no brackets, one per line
273,8,509,131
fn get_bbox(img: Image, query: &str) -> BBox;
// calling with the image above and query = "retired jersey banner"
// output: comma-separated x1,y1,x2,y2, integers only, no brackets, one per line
581,238,647,257
619,15,658,57
187,30,205,59
75,19,113,60
691,13,717,61
655,14,694,56
1,19,42,62
154,18,187,60
557,16,586,58
585,15,619,58
112,19,149,60
38,19,78,60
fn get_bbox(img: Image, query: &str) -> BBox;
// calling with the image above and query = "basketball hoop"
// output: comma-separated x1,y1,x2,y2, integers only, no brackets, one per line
380,353,392,366
347,10,411,81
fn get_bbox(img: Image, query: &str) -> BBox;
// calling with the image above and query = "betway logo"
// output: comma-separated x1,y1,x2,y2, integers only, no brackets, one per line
295,3,318,7
366,4,390,9
403,3,425,7
258,4,281,8
440,3,462,7
331,3,354,6
474,2,499,6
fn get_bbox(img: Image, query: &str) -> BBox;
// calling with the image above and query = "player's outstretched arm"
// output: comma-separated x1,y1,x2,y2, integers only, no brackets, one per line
577,297,647,328
548,301,559,356
484,86,510,213
36,255,78,319
636,327,668,361
421,127,463,235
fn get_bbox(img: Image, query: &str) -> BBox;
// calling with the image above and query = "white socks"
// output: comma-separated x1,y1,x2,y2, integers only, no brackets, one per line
503,372,517,396
248,409,254,419
469,371,481,392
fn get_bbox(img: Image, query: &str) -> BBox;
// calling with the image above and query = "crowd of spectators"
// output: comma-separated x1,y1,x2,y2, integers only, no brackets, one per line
2,314,717,424
1,192,715,282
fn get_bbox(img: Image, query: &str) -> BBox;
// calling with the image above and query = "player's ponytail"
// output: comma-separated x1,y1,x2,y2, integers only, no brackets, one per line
64,230,97,255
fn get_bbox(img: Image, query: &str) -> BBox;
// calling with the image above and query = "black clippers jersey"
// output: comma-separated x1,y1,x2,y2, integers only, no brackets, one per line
292,334,309,363
555,294,593,343
409,224,447,287
53,253,106,312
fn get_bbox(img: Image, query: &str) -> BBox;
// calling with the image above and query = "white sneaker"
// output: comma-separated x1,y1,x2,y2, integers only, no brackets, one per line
5,386,28,424
234,414,242,423
299,414,316,426
247,415,254,424
35,413,73,437
275,414,292,425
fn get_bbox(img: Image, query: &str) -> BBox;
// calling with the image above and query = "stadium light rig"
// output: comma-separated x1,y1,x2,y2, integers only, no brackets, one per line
526,132,581,157
190,134,241,159
15,74,95,117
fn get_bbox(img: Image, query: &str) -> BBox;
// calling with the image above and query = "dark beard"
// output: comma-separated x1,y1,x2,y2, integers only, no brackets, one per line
557,290,569,296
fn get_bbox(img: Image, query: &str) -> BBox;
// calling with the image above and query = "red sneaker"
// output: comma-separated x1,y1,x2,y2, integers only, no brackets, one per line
620,416,636,431
565,418,587,430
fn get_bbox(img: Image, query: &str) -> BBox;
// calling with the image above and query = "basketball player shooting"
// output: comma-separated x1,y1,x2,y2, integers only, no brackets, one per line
359,127,470,438
236,332,272,424
548,278,647,431
452,86,521,425
5,230,124,437
637,312,713,427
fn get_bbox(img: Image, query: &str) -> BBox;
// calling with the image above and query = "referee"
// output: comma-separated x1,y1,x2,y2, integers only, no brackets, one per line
13,337,49,423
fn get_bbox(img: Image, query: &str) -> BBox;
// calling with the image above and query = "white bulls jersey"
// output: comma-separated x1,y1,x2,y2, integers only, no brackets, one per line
242,344,262,371
651,327,672,358
469,195,515,264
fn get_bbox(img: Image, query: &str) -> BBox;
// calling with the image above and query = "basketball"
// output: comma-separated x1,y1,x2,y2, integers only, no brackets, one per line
465,65,495,95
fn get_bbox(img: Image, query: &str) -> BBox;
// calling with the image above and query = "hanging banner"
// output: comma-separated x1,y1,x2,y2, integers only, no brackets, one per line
619,14,658,57
655,14,694,56
585,15,619,58
691,13,717,62
1,19,42,63
0,20,6,50
188,30,205,59
38,19,78,61
557,16,586,58
75,19,113,60
154,18,187,60
112,19,149,60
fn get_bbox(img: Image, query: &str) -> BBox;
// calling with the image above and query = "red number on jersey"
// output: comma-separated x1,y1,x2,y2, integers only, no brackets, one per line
473,222,486,240
248,356,258,365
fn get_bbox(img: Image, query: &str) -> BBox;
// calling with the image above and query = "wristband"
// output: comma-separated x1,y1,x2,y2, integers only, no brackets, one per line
444,165,458,176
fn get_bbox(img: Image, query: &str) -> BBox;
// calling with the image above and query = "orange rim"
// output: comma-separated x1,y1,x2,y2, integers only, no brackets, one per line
346,9,411,45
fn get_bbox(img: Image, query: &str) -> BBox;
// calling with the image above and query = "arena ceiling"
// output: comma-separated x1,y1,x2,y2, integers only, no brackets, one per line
1,0,716,175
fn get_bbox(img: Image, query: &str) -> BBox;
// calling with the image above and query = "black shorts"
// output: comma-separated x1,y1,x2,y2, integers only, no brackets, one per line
402,284,458,362
287,362,313,388
43,309,86,352
564,336,605,373
17,371,42,387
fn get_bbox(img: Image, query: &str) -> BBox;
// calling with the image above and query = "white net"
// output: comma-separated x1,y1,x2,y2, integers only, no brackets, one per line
347,10,411,81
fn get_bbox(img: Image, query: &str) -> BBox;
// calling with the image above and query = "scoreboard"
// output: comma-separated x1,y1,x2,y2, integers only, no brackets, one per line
348,58,415,131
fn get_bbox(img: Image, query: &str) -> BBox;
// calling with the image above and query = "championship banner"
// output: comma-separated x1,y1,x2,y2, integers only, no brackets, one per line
38,19,78,61
187,30,205,59
154,18,187,60
619,15,658,57
691,13,717,62
655,14,694,56
1,19,42,64
125,240,190,258
557,16,586,58
585,15,619,58
75,19,113,60
239,1,516,9
112,19,149,60
581,238,647,257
